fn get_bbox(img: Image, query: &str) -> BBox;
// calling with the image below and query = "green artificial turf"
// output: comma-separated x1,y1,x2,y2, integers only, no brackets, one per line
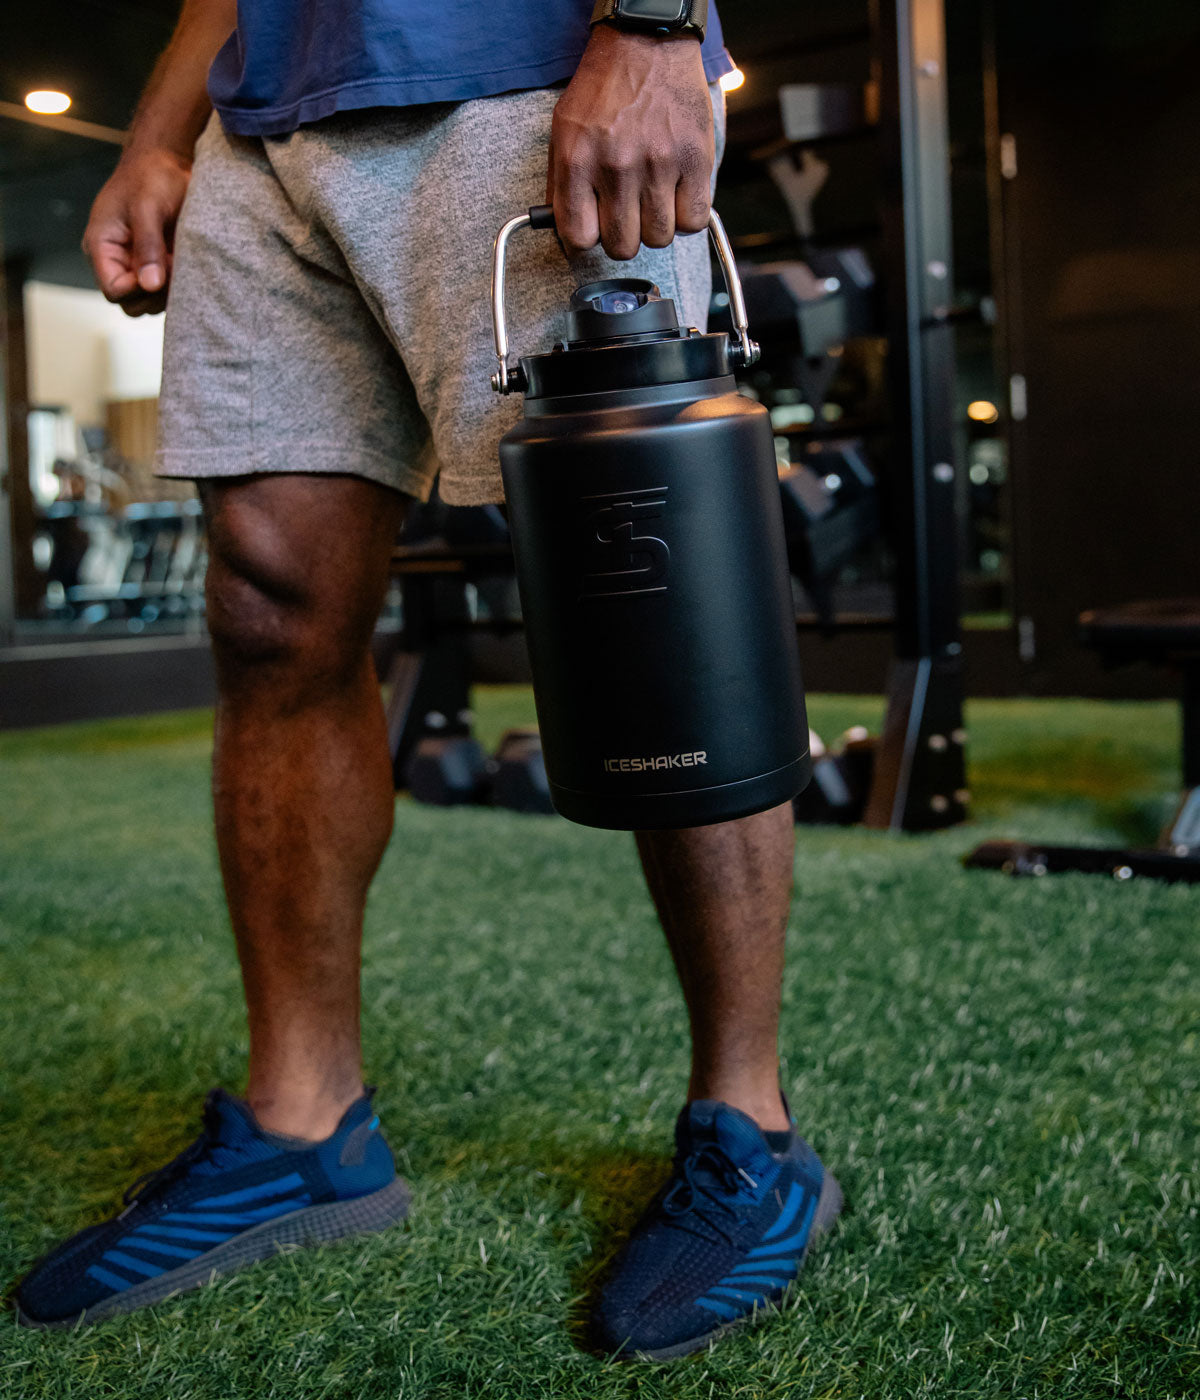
1,689,1197,1398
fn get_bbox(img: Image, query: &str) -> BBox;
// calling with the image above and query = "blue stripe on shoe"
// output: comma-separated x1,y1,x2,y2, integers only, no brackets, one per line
161,1195,310,1227
86,1264,134,1292
192,1172,307,1208
117,1238,201,1261
133,1224,233,1245
746,1193,819,1259
729,1257,795,1277
716,1273,791,1290
760,1182,806,1242
101,1249,165,1279
695,1295,739,1319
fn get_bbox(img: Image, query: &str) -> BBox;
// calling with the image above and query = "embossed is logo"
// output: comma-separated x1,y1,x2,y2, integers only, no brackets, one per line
580,486,670,599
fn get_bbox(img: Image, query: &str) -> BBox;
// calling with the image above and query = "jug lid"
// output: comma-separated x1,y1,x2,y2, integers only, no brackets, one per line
564,279,682,344
521,277,732,400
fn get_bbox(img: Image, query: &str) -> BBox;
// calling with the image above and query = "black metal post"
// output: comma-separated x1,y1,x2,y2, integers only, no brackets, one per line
384,573,474,789
864,0,968,830
1183,664,1200,791
2,257,38,632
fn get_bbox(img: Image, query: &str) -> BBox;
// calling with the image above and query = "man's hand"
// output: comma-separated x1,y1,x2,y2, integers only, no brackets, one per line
82,147,193,317
548,24,714,260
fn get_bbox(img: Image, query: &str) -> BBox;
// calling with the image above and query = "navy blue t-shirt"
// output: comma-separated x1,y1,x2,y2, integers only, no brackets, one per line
209,1,733,136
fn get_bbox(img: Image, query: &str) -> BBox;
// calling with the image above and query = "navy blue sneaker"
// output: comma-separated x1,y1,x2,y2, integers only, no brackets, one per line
592,1100,843,1360
15,1089,410,1328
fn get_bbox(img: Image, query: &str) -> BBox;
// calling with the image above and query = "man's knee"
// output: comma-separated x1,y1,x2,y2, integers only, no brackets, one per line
203,493,381,696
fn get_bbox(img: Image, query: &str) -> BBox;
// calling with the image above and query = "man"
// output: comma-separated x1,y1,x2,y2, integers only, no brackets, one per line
16,0,842,1360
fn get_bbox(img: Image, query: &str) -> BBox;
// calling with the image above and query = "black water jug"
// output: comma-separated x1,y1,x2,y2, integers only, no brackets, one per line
490,206,810,830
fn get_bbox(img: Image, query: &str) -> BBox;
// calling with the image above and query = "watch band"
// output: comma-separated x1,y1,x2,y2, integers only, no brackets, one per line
589,0,709,43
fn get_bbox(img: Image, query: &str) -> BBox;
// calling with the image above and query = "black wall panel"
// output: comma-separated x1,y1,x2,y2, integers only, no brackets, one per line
996,0,1200,694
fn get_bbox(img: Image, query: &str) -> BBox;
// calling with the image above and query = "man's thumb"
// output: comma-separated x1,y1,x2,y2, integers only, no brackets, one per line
130,199,168,293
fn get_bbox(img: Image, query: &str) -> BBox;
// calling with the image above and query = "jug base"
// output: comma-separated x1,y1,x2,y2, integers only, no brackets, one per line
549,752,813,831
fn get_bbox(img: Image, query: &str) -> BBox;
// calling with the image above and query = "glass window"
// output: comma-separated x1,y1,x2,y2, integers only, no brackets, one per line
0,109,205,639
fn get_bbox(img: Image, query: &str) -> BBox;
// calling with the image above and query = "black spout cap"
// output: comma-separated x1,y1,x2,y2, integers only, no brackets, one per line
526,207,685,345
565,279,681,344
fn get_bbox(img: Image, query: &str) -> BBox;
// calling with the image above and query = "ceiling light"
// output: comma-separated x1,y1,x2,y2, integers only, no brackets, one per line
25,90,72,115
719,68,745,94
967,399,999,424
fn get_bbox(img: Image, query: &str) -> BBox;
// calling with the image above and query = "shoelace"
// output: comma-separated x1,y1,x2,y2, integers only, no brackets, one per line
660,1142,759,1244
118,1095,227,1218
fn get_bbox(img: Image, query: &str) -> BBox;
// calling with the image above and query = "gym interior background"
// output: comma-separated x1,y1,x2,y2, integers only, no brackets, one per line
1,1,1198,1396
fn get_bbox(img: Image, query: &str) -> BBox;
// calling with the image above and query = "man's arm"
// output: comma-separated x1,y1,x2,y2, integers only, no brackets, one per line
548,23,714,260
82,0,236,316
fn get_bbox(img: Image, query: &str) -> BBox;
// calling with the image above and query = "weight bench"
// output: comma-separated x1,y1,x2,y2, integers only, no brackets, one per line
381,536,517,788
966,599,1200,884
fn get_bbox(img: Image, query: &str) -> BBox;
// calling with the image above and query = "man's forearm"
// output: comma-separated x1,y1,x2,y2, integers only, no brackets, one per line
125,0,237,160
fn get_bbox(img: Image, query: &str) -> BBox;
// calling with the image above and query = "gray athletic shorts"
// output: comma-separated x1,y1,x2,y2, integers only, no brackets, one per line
156,84,726,506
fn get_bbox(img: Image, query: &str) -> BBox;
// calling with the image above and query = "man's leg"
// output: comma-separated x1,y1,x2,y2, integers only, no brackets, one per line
202,472,408,1140
635,802,795,1133
15,470,413,1328
593,802,840,1360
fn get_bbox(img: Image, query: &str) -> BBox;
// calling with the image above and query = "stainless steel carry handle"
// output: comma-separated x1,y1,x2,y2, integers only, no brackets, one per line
489,204,761,394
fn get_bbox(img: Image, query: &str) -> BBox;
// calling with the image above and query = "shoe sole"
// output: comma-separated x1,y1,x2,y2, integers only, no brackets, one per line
16,1176,412,1330
618,1167,846,1363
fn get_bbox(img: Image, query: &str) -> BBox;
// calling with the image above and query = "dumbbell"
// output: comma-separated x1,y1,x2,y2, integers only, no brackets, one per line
406,735,491,806
834,725,875,815
793,726,876,826
405,728,560,815
489,728,556,815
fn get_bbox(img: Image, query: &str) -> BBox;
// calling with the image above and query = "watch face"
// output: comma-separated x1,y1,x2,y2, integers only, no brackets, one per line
617,0,688,23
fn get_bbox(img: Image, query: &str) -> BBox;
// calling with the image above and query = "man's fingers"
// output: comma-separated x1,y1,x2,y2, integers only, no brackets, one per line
675,165,712,237
117,287,169,318
552,151,708,259
130,198,169,294
553,157,602,255
640,180,677,249
555,187,602,255
94,250,140,302
545,135,557,210
549,111,711,258
596,163,642,261
83,212,138,302
556,169,690,260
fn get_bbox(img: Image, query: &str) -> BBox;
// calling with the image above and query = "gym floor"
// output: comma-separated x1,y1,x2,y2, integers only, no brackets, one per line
1,689,1196,1398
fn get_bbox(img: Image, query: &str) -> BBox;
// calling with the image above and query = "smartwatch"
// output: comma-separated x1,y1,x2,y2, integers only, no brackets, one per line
589,0,709,43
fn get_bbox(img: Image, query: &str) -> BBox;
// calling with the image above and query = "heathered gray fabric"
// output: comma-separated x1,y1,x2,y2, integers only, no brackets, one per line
157,84,726,506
